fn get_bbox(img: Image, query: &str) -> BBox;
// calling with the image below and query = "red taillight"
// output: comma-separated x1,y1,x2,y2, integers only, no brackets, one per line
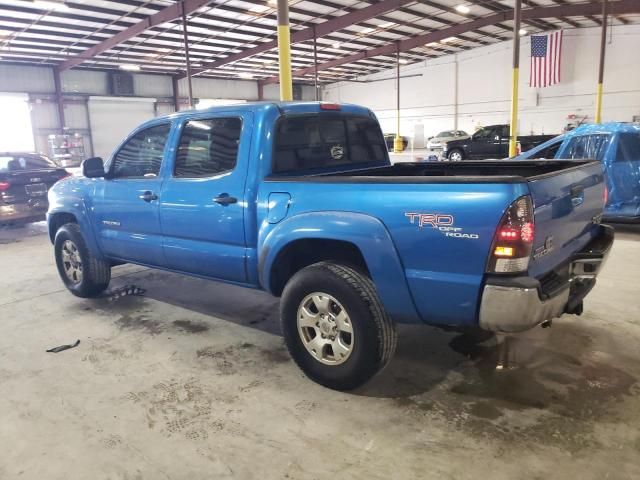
0,181,10,192
320,103,341,111
603,184,608,207
487,196,535,274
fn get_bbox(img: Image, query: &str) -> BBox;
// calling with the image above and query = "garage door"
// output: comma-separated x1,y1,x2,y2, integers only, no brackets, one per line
88,96,156,160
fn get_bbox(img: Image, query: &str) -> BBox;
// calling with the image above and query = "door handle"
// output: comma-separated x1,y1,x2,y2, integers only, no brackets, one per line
139,191,158,202
214,193,237,206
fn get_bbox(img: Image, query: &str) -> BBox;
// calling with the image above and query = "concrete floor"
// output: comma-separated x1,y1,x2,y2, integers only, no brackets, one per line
1,222,640,480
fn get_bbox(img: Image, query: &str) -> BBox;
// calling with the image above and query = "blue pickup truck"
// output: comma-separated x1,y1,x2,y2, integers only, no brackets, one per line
515,123,640,223
47,102,613,390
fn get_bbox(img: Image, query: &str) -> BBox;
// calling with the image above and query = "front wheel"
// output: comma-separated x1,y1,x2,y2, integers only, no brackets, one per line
280,262,397,391
54,223,111,298
447,149,464,161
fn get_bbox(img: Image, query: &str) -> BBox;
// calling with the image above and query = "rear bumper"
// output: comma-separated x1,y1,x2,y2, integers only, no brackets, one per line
478,225,614,332
0,201,48,224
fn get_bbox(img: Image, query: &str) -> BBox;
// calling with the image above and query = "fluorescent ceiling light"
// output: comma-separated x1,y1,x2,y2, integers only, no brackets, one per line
332,42,341,49
239,72,253,79
119,64,141,71
378,22,395,29
455,5,470,14
399,59,408,64
442,36,458,43
359,27,375,34
268,0,277,5
33,0,70,11
249,5,270,13
519,28,528,36
426,42,439,47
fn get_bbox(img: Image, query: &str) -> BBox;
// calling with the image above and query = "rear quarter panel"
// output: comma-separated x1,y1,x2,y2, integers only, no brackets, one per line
257,180,527,327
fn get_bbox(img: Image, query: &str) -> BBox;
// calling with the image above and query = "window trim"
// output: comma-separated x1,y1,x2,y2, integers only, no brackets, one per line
171,116,243,179
270,112,390,176
107,122,172,180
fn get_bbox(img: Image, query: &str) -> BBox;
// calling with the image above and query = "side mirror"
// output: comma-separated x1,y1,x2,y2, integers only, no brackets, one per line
82,157,105,178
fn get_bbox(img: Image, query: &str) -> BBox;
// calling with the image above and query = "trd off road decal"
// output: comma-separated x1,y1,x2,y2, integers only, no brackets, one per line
404,212,480,239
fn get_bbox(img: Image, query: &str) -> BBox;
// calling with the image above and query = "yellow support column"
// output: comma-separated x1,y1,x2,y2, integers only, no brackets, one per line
394,46,403,153
509,67,520,158
508,0,522,158
595,0,608,123
276,0,293,101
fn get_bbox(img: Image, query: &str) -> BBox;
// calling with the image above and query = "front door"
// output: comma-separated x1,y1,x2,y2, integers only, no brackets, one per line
468,126,499,159
92,122,172,266
159,113,252,283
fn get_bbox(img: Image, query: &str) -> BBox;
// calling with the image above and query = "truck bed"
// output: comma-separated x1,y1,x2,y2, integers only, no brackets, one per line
267,160,598,183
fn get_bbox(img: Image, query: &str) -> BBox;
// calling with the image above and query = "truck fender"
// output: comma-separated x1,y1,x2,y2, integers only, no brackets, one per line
258,211,421,324
47,188,105,261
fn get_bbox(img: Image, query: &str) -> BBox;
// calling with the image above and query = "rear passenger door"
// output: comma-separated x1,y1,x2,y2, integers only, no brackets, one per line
159,113,252,282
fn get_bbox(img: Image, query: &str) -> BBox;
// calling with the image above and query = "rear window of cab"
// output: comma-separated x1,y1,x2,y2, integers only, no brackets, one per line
272,115,388,174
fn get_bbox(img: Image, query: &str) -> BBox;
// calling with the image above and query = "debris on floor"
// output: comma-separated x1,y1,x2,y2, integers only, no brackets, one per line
107,285,146,302
46,339,80,353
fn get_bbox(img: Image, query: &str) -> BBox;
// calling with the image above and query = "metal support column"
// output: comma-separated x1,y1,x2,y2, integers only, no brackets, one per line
453,54,459,130
313,26,320,101
257,82,264,101
171,75,180,112
508,0,522,158
393,45,403,153
595,0,608,123
276,0,293,101
181,1,194,108
53,68,65,133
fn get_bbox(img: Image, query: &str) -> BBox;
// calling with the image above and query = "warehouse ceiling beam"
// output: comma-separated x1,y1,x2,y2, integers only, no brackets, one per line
56,0,213,71
178,0,420,79
259,0,640,85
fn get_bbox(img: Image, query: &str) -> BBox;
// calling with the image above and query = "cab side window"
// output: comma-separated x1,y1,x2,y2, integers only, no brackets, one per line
112,124,170,178
614,133,640,162
175,118,242,177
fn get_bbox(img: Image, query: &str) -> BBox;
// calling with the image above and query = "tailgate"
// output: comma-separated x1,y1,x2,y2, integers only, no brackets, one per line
527,161,605,278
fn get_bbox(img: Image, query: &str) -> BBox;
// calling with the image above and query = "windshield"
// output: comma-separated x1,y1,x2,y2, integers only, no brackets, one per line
436,131,453,138
0,154,58,172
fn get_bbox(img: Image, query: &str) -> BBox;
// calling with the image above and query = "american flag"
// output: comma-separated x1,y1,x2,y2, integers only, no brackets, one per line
530,30,563,88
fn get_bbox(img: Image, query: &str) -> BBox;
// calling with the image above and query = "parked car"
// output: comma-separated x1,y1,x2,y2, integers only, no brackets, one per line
0,152,69,225
383,133,409,151
47,102,613,390
427,130,469,151
442,124,555,161
515,123,640,223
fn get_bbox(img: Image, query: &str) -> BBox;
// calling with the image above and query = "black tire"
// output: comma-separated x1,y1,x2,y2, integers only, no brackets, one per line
54,223,111,298
280,262,397,391
447,148,464,161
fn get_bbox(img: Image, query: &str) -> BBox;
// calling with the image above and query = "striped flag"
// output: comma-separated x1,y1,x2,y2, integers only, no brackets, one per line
530,30,563,88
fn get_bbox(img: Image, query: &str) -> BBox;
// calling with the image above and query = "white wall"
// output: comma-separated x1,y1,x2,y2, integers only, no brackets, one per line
323,24,640,139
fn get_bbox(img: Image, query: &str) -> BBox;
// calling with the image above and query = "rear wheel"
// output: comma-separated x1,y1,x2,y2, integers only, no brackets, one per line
281,262,397,391
54,223,111,298
448,149,464,161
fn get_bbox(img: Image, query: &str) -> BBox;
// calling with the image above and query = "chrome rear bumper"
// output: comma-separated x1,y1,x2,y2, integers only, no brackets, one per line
478,225,614,333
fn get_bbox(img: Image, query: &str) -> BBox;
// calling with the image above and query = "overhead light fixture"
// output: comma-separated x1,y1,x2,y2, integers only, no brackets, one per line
378,22,395,29
426,42,439,47
441,36,458,43
359,27,375,35
519,28,528,36
119,64,141,71
239,72,253,79
267,0,277,5
399,59,408,64
455,5,470,14
249,5,270,13
33,0,70,11
332,42,341,49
